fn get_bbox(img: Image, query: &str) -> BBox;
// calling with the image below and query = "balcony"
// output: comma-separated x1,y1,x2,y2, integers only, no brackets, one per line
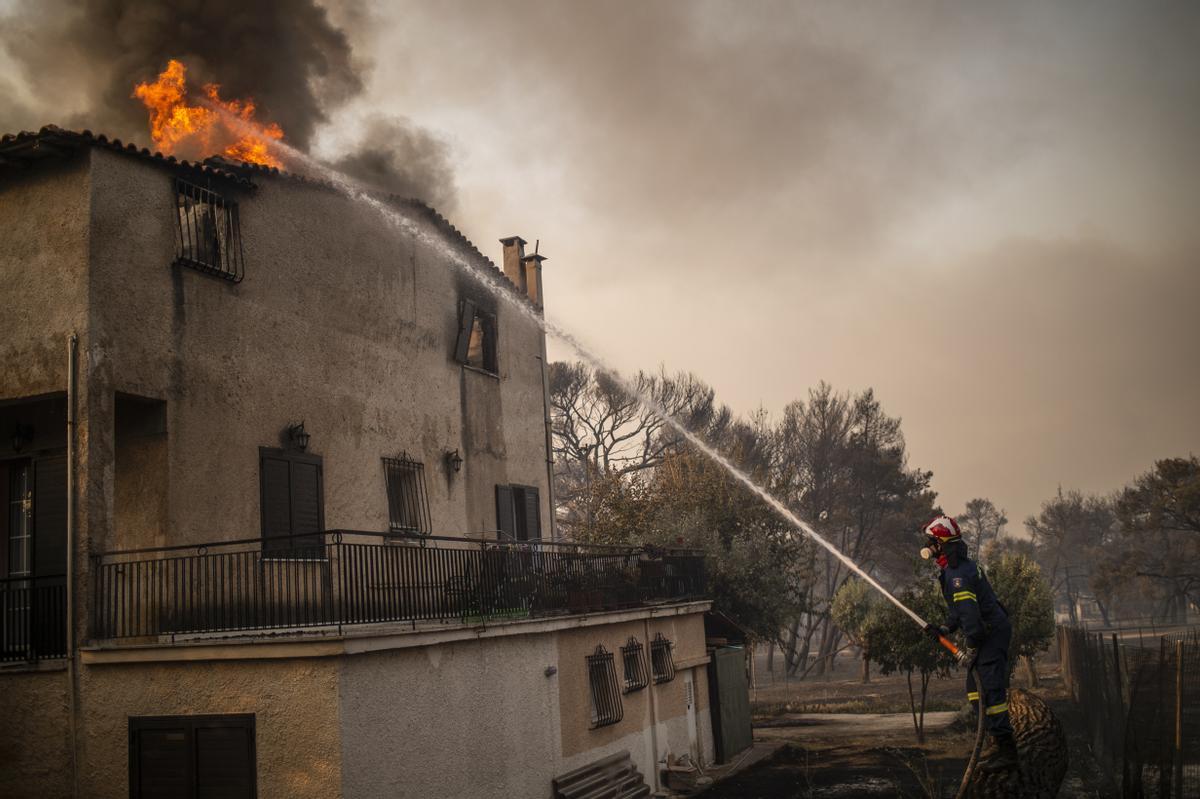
1,575,67,663
91,532,707,642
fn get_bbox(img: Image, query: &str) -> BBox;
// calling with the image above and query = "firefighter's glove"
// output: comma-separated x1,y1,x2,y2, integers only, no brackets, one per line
955,647,976,668
923,623,950,641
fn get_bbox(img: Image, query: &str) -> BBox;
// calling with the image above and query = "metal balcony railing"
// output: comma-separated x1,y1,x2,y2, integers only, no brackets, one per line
1,575,67,663
91,531,706,641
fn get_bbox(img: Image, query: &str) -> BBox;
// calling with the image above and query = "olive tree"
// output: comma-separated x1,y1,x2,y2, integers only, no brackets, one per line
865,577,957,743
988,552,1057,687
831,577,882,683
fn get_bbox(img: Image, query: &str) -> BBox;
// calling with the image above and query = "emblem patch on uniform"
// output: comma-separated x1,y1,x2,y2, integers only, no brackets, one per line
951,577,964,589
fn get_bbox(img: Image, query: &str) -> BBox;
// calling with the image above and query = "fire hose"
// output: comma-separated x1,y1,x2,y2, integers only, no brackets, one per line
928,634,985,799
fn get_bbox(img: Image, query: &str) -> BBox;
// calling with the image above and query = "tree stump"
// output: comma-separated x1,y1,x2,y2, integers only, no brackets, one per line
969,688,1068,799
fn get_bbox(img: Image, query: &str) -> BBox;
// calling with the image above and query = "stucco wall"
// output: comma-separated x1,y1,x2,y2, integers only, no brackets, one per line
0,157,89,403
556,611,713,786
0,669,72,799
339,633,563,799
338,608,713,798
82,148,551,552
76,658,341,799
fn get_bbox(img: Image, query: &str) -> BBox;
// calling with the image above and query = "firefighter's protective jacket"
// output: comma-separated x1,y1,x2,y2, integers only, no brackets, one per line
938,550,1010,648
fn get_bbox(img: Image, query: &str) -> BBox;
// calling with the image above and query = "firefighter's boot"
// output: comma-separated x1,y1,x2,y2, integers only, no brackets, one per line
979,733,1019,772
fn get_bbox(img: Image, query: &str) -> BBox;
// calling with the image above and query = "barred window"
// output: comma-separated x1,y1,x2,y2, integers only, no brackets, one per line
587,645,623,728
620,637,648,693
383,454,431,534
174,178,244,282
650,633,676,684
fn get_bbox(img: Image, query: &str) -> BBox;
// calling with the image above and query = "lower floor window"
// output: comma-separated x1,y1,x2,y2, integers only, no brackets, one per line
650,633,676,683
129,714,256,799
587,645,623,728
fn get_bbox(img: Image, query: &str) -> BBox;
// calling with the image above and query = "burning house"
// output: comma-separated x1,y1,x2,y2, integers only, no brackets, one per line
0,125,733,797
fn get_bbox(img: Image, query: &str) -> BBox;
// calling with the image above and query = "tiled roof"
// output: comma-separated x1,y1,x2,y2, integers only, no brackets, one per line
0,125,255,186
0,125,534,308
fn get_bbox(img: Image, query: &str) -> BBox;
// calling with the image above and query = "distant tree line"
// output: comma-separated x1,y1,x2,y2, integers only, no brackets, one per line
1022,457,1200,625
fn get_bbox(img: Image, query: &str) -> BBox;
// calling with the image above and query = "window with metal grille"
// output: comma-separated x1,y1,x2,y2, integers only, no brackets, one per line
453,298,497,374
650,633,676,684
587,645,623,728
383,454,431,535
620,636,648,693
174,178,245,282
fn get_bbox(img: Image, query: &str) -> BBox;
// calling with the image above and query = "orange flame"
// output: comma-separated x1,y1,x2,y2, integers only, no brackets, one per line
133,59,285,168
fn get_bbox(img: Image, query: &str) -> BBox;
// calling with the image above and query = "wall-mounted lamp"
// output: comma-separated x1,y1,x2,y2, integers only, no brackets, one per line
287,421,310,452
444,448,463,473
11,423,33,453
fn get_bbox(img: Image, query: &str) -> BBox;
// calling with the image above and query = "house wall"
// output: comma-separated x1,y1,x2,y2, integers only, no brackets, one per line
338,607,713,798
83,147,551,553
74,657,342,799
555,614,713,782
0,156,89,405
338,631,563,799
0,668,72,799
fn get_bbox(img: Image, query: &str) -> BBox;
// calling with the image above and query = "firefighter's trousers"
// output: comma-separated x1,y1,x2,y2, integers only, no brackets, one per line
965,621,1014,739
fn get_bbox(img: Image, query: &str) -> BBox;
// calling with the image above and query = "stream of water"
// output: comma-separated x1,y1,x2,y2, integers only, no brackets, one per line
245,135,930,631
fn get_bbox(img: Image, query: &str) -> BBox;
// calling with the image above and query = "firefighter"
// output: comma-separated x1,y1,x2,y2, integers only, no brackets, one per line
921,515,1019,771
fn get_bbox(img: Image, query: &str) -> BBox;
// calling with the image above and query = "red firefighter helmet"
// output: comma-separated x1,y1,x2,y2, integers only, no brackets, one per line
923,515,962,543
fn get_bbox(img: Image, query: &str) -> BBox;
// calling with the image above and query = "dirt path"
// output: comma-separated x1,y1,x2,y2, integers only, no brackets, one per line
754,711,958,738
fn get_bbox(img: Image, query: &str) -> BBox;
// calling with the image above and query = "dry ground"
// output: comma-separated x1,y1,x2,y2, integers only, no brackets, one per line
700,654,1118,798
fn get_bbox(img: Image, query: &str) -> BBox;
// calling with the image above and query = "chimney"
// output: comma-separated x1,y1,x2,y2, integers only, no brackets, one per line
521,251,547,309
499,236,527,295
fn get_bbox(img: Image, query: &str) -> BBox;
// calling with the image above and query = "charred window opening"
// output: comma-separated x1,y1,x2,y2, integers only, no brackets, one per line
495,484,540,541
621,636,649,693
587,645,623,728
454,298,497,374
174,178,245,283
383,454,431,535
650,633,676,683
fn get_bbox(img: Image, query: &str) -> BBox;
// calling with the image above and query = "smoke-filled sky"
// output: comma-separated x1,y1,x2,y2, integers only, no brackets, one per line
2,1,1197,530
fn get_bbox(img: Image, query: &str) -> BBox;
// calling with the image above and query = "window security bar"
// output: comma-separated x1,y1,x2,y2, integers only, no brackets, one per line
174,178,245,282
383,454,432,535
650,632,676,684
621,636,649,693
587,645,623,728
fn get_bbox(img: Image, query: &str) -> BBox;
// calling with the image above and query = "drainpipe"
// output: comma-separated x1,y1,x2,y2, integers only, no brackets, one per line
66,333,80,796
644,616,662,791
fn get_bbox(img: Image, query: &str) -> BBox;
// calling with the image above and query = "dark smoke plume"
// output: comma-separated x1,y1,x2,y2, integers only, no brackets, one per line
332,115,458,211
0,0,457,208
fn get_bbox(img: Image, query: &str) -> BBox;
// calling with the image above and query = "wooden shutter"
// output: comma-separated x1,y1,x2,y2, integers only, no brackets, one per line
481,311,498,373
522,486,541,541
259,454,292,550
131,715,256,799
454,299,476,364
289,458,323,549
132,724,192,799
33,455,67,576
0,461,9,577
495,485,515,539
195,724,255,799
260,450,324,551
